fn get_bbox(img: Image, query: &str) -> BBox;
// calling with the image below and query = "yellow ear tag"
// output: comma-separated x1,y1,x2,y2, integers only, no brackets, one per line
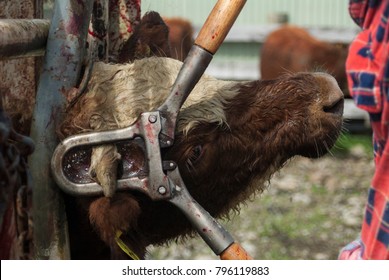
115,230,140,260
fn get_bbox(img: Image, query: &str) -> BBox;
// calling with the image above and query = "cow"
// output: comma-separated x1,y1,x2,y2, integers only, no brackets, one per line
59,56,344,259
163,17,194,62
260,25,348,95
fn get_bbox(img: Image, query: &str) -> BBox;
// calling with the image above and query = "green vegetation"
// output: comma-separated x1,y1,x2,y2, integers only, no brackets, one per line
331,133,373,158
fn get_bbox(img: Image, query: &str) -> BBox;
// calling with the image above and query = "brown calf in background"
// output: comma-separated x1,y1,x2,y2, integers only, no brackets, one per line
260,25,348,95
163,17,194,62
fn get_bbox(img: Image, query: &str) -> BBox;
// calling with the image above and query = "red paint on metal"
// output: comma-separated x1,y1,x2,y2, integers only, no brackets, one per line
65,12,84,36
144,122,155,145
88,29,105,40
103,0,141,60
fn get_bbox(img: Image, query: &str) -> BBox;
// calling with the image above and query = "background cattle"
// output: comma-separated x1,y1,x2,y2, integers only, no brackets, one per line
163,17,194,62
260,25,349,96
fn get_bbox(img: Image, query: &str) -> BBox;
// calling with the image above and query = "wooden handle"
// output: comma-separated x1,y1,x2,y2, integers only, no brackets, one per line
220,242,253,260
195,0,246,54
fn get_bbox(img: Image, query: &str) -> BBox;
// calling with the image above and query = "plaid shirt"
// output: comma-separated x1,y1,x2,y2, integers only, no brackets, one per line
339,0,389,260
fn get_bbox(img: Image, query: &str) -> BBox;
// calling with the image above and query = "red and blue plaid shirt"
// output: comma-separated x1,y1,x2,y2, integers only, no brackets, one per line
339,0,389,260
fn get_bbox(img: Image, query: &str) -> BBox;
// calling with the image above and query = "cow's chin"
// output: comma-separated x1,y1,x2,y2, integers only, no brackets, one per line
297,127,342,159
298,144,333,158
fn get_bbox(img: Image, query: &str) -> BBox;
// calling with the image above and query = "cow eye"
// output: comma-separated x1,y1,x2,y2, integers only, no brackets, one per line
188,145,203,165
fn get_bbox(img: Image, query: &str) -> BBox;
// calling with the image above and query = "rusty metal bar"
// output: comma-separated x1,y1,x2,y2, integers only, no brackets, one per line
0,19,49,60
108,0,141,61
88,0,109,61
29,0,94,259
87,0,141,63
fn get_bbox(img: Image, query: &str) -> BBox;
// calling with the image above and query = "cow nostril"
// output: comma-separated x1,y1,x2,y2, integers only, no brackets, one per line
323,98,344,115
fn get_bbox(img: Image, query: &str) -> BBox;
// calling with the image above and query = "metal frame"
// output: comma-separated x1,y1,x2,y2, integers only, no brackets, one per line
28,0,94,259
0,19,49,60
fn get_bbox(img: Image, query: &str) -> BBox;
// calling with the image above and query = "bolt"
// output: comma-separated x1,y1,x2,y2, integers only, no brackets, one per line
148,115,157,123
158,186,167,195
166,140,172,146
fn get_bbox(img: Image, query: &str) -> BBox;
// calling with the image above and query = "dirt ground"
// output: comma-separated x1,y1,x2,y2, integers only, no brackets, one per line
147,138,375,260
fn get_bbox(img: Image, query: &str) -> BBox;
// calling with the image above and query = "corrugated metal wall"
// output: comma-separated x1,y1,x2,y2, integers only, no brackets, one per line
141,0,355,28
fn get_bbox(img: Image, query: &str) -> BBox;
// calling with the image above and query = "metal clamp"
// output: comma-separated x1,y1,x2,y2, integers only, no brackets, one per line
51,111,171,201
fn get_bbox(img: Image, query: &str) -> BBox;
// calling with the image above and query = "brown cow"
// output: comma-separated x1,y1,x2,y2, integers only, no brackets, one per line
260,25,348,94
59,56,344,259
118,11,171,63
163,17,194,62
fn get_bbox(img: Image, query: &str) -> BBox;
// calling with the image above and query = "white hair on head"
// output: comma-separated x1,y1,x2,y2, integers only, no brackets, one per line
87,57,239,134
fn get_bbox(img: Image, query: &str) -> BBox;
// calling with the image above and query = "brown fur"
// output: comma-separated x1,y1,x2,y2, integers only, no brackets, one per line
59,57,344,259
163,17,194,61
260,25,348,94
118,11,171,63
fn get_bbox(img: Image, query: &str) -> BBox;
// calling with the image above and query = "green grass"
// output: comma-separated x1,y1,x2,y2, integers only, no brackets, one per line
331,133,373,158
311,184,328,195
